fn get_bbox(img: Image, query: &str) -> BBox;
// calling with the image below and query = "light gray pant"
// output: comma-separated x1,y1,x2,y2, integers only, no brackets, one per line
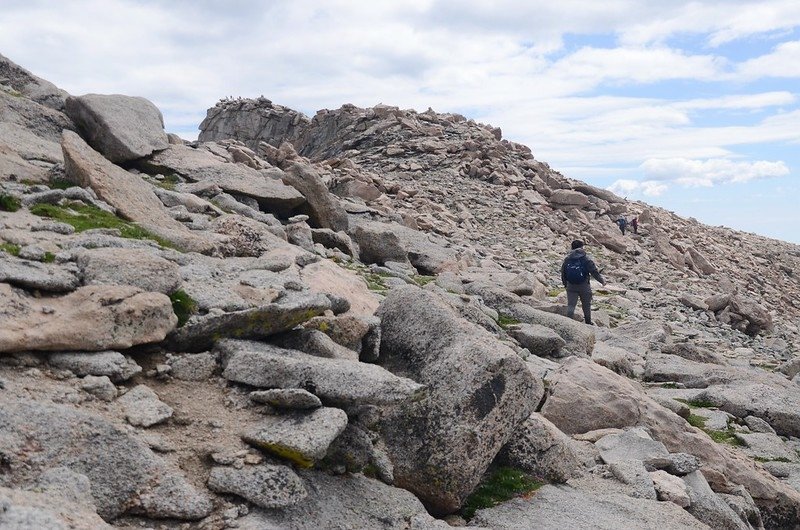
566,282,593,325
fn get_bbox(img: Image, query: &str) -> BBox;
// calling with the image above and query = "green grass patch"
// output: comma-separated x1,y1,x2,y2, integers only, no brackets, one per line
462,467,542,520
169,289,197,327
29,202,173,248
41,251,56,263
0,194,21,212
754,456,793,463
154,173,181,191
48,179,75,190
706,429,745,447
687,414,707,429
413,275,436,287
0,242,21,256
497,313,521,329
547,287,565,297
660,382,678,389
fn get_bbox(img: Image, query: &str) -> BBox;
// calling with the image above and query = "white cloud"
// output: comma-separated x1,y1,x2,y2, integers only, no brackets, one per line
640,157,790,186
608,179,668,196
737,41,800,79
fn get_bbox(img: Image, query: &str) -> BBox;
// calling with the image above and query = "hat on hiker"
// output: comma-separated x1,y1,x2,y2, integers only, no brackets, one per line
571,240,584,250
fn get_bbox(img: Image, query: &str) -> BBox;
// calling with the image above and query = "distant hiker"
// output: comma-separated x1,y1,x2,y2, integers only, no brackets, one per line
631,217,638,234
561,240,605,325
616,217,627,235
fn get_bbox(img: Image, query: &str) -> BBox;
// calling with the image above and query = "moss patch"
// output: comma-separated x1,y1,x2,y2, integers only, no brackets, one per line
496,313,521,329
29,202,173,248
0,242,21,256
462,467,542,520
687,414,707,429
41,251,56,263
414,275,436,287
706,429,745,447
154,173,181,191
169,289,197,327
547,287,565,297
0,194,21,212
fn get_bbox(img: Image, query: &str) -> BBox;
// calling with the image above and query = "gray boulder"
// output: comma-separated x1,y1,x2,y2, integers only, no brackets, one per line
208,464,307,508
220,340,423,407
80,375,118,401
609,460,657,500
507,323,566,357
0,284,176,353
0,484,111,530
471,484,708,529
0,398,211,520
117,384,173,427
48,351,141,382
281,160,349,231
242,407,348,467
695,382,800,437
76,247,181,294
351,220,409,265
376,286,541,514
0,256,79,293
250,388,322,409
166,291,330,352
141,144,305,214
499,413,581,483
595,428,672,469
235,470,445,530
65,93,168,162
683,470,751,530
165,352,217,381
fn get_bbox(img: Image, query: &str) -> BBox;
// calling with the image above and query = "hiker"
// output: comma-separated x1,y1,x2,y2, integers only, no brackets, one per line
616,216,627,235
630,217,638,234
561,240,605,325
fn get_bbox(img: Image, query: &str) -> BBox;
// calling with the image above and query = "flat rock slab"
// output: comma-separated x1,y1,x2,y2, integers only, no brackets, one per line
167,292,331,352
0,283,176,353
48,351,141,382
471,485,707,529
0,255,79,292
235,470,442,530
61,130,216,254
595,428,672,469
736,432,797,462
117,384,173,427
683,470,750,530
166,352,217,381
220,339,423,406
0,485,112,530
208,464,307,508
65,93,169,162
0,397,211,520
696,382,800,438
508,323,566,357
242,407,348,467
250,388,322,410
142,144,304,213
76,247,181,294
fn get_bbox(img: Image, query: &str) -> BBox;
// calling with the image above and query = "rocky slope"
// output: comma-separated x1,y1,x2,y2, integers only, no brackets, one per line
2,54,800,529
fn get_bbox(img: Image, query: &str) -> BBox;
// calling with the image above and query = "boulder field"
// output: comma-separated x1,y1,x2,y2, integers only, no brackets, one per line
2,54,800,528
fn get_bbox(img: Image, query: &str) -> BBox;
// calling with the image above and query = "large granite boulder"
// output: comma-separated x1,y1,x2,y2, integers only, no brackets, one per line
0,283,176,352
282,160,349,231
166,291,331,352
236,470,448,529
141,144,304,215
76,247,181,294
0,398,212,520
65,94,169,162
61,130,216,253
498,413,582,483
376,286,541,514
220,339,424,407
471,485,707,529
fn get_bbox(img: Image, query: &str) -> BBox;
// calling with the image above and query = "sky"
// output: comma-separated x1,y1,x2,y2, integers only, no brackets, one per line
2,0,800,243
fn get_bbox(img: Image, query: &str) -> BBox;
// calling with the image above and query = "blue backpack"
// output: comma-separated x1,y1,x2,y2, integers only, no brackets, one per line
565,256,588,284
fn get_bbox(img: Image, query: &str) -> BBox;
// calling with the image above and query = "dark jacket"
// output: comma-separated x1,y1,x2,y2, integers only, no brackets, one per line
561,248,605,287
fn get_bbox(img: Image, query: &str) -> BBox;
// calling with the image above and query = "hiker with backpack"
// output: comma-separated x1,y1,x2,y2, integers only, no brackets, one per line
616,217,627,235
561,240,606,325
630,217,638,234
